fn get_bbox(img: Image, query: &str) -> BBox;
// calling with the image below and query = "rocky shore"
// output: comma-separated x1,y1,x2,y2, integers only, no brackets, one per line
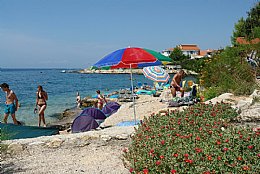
75,68,198,76
1,90,260,174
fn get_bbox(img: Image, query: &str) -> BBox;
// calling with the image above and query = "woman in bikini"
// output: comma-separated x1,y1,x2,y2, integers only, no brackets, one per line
96,90,107,110
35,85,48,127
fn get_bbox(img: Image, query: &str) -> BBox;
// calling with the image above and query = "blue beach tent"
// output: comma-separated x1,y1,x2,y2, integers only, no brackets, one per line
71,107,106,133
102,102,121,117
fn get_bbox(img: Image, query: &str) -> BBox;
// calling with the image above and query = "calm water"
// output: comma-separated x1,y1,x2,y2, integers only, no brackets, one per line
0,69,196,126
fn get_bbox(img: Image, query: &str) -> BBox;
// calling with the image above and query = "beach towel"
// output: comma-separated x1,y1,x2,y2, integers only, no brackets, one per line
168,96,196,107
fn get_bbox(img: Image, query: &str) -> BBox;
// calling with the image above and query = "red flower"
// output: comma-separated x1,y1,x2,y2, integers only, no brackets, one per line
184,159,193,164
237,156,243,161
225,139,229,143
143,168,149,174
173,153,178,157
156,160,161,165
210,112,216,117
129,168,134,173
242,165,250,171
223,147,228,152
258,154,260,157
217,156,222,160
184,154,189,158
195,136,201,141
160,155,164,159
203,171,210,174
216,140,221,145
248,145,254,149
161,140,165,145
195,148,202,153
171,169,177,174
207,156,212,161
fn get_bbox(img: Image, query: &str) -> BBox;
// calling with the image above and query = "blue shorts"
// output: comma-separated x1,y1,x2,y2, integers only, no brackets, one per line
4,103,16,114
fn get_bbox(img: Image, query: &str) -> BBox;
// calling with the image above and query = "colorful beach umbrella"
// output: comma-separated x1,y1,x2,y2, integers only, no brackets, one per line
142,66,170,82
93,47,172,68
93,47,170,124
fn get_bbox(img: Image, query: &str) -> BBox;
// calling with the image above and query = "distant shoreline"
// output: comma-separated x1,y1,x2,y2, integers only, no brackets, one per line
73,68,198,75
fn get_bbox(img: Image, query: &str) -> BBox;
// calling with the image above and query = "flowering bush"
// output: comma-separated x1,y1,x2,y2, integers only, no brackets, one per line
124,102,260,173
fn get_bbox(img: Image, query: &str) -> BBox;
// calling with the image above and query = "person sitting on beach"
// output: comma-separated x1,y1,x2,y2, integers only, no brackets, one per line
35,85,48,127
96,90,107,110
0,83,19,125
76,92,82,108
170,69,185,98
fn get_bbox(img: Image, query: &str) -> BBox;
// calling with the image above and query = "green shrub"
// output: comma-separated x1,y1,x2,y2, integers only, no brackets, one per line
124,103,260,173
200,45,258,96
202,87,219,101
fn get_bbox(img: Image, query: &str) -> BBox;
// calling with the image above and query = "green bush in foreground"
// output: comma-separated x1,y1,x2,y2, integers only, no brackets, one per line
124,103,260,173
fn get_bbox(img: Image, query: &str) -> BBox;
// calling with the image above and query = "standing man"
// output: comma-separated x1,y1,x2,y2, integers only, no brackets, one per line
170,70,185,98
0,83,19,124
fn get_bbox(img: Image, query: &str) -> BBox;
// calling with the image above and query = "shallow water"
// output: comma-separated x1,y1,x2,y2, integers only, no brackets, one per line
0,69,196,126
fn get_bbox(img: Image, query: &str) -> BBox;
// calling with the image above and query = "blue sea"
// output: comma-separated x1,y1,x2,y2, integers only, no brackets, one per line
0,69,196,126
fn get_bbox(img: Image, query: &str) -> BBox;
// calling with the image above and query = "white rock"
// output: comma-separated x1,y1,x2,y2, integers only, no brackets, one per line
46,138,63,148
101,135,111,141
115,134,128,140
7,142,23,154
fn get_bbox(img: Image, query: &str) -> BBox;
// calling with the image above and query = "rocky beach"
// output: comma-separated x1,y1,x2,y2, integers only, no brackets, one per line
1,89,260,174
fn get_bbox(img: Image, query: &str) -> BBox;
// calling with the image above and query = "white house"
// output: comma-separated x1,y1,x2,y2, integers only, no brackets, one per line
161,44,214,59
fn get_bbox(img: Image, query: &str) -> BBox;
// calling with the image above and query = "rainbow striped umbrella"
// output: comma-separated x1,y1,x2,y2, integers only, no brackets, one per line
142,66,170,82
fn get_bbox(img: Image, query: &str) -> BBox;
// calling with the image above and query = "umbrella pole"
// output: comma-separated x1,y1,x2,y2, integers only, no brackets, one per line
130,64,137,124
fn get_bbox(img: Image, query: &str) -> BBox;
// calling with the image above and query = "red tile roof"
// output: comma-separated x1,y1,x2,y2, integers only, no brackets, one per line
236,37,260,44
179,44,200,51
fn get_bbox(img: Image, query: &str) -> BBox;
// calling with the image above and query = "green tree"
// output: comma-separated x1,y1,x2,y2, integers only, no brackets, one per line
232,2,260,44
245,2,260,39
231,18,246,45
169,47,189,62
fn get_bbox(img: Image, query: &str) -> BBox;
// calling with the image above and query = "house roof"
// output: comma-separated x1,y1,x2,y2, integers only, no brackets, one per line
236,37,260,44
179,44,200,51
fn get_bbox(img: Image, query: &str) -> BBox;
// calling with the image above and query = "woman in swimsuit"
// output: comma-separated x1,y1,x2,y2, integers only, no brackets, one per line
96,90,107,110
35,85,48,127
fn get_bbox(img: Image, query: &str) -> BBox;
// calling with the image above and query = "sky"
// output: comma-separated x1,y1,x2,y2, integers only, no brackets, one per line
0,0,258,69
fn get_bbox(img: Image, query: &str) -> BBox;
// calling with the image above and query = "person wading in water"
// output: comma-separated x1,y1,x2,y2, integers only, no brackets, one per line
35,85,48,127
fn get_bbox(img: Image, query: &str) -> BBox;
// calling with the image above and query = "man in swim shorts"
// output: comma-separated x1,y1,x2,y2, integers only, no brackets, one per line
170,70,185,98
0,83,19,124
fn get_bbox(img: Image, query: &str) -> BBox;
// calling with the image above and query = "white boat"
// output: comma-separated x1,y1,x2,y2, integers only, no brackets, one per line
61,70,66,73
